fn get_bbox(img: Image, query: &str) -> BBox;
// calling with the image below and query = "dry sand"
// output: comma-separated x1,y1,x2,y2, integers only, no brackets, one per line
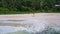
0,13,60,20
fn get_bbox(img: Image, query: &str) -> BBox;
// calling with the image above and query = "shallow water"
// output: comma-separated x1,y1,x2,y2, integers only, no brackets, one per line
0,26,60,34
0,18,60,34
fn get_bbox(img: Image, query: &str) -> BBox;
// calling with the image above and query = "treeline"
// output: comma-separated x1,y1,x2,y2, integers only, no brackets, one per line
0,0,60,12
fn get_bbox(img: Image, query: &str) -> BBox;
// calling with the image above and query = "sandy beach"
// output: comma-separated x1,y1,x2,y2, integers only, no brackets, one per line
0,13,60,20
0,13,60,27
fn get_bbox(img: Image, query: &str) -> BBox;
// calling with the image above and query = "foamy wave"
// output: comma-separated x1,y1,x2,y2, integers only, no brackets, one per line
0,18,49,34
19,18,48,32
1,18,60,34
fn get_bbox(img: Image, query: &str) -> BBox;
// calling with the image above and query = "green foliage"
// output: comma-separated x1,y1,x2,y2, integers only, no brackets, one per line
0,0,60,13
0,8,9,11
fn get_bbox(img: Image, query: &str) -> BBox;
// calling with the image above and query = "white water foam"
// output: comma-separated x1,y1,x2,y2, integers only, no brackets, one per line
18,18,48,32
0,18,49,34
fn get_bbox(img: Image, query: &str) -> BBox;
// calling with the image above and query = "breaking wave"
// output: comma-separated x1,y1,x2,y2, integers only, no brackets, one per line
0,18,60,34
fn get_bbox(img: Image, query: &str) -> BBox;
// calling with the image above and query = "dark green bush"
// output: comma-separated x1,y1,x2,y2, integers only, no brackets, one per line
0,8,9,11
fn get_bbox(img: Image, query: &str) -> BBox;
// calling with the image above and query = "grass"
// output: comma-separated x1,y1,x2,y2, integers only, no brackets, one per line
0,11,31,14
0,10,60,14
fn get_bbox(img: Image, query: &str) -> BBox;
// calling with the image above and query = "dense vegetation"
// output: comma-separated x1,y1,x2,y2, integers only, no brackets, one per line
0,0,60,14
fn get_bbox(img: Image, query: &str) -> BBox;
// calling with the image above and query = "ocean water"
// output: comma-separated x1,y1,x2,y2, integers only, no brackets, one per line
0,18,60,34
0,26,60,34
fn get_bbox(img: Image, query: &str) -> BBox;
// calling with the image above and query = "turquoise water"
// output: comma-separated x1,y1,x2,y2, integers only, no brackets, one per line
0,25,60,34
6,27,60,34
7,30,31,34
0,26,31,34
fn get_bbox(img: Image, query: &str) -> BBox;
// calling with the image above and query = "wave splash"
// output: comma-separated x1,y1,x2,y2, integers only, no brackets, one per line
0,18,60,34
20,18,48,33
